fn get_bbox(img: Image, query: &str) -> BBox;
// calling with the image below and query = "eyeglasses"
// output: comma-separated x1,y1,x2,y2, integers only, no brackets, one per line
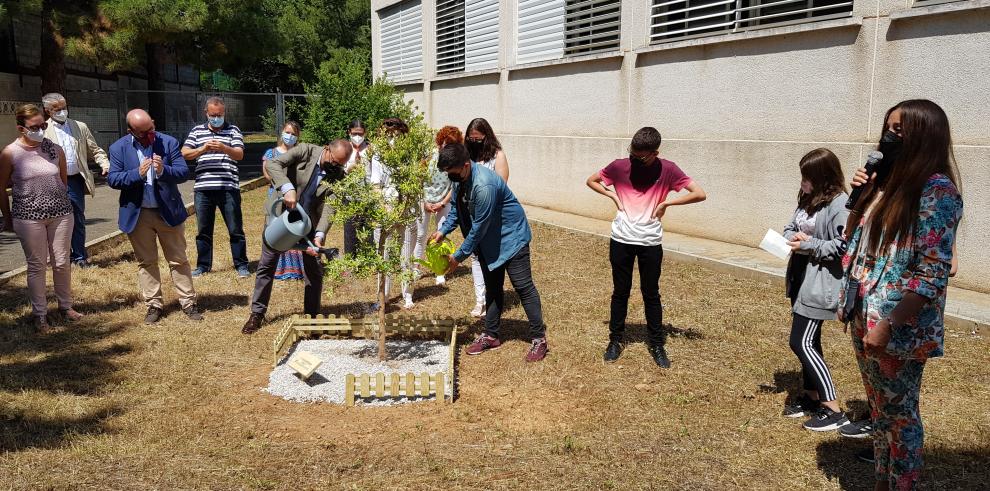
130,127,154,138
20,122,47,132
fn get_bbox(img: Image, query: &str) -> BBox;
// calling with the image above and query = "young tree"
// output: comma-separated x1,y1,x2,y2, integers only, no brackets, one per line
321,104,434,361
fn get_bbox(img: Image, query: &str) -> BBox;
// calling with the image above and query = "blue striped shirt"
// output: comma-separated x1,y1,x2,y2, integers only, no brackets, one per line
183,123,244,190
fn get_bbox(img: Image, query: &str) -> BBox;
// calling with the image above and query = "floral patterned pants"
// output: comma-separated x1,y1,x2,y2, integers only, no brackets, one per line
851,317,927,490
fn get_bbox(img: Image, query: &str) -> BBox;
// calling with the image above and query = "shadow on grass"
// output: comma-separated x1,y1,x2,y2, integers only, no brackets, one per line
0,333,133,395
0,405,124,452
599,322,705,345
197,293,251,313
816,439,990,490
761,370,872,420
0,320,131,452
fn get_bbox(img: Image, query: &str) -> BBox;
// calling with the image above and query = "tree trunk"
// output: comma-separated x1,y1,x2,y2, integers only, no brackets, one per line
39,0,65,96
377,230,389,361
145,43,168,131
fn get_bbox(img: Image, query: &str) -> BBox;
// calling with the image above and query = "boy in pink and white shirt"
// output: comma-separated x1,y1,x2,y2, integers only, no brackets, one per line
586,127,707,368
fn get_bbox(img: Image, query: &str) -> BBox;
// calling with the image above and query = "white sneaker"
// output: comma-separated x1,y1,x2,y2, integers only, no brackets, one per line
435,275,446,286
402,300,415,310
470,303,485,318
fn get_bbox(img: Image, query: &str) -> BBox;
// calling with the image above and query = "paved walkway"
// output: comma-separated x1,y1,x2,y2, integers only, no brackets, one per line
1,146,268,275
522,204,989,332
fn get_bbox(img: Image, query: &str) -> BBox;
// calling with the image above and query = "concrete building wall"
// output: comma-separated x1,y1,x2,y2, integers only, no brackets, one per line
376,0,990,292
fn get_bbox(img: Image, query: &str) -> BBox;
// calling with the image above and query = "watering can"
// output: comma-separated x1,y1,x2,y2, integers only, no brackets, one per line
263,198,339,261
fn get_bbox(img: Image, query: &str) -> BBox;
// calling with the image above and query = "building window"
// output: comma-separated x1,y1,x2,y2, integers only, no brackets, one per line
436,0,466,74
435,0,500,75
565,0,622,56
516,0,620,65
912,0,967,6
379,0,424,81
650,0,853,43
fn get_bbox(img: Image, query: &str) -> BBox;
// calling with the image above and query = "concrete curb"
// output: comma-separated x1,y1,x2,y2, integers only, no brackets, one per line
526,216,986,333
0,177,268,285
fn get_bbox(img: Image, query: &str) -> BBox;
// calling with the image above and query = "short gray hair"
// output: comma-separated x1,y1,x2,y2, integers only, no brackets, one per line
204,96,225,109
329,139,352,155
41,92,66,110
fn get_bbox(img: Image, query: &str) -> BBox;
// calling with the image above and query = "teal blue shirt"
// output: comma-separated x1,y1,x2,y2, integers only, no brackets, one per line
440,163,532,269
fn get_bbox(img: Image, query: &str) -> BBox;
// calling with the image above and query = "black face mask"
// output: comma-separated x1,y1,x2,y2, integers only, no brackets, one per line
447,169,465,182
875,130,902,187
629,154,660,191
466,140,484,158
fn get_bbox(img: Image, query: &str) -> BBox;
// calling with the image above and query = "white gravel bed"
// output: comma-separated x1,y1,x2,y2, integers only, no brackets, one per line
265,338,449,406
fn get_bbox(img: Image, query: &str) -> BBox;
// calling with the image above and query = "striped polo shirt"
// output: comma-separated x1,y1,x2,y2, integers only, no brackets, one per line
183,123,244,191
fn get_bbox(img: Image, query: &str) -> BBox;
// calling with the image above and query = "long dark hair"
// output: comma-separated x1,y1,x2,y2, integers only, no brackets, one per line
347,119,365,133
465,117,502,162
797,148,846,213
865,99,961,254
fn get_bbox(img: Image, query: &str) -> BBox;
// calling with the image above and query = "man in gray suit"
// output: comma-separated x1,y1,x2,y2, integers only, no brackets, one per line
42,92,110,268
241,138,351,334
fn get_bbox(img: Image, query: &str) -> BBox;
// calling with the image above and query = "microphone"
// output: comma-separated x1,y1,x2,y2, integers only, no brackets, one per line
846,150,884,211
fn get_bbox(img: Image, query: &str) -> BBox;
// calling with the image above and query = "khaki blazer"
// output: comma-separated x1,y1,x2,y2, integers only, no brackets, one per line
44,118,110,196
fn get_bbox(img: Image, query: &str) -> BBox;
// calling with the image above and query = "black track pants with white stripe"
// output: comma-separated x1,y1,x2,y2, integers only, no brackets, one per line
788,313,837,402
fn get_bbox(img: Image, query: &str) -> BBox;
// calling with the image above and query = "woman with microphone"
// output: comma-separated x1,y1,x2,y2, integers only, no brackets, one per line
840,99,963,491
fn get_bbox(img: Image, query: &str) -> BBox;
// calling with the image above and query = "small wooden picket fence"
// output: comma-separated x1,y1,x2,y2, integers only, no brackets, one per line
272,314,458,406
345,372,445,406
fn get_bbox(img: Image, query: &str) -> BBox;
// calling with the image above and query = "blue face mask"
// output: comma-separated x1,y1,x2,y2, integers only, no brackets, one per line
281,132,298,146
208,116,224,127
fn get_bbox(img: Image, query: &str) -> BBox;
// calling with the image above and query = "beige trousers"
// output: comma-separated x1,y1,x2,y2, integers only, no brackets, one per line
127,209,196,309
13,214,74,317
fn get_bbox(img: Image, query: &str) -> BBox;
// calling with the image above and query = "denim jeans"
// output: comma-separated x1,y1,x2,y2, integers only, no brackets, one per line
194,189,248,271
66,174,88,263
608,239,665,345
480,244,546,339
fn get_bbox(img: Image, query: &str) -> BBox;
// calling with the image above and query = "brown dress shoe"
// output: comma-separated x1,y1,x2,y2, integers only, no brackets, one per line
242,313,264,334
34,315,51,334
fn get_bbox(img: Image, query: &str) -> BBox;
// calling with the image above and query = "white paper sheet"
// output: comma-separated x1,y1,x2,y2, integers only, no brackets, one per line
759,229,792,260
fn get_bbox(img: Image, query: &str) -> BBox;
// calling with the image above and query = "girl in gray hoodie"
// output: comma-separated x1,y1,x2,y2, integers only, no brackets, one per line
781,148,851,432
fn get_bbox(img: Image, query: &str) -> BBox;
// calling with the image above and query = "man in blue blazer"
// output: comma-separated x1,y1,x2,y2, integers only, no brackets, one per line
107,109,203,324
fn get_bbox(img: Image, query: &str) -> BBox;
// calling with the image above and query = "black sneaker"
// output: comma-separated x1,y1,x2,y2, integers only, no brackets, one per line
603,341,623,363
856,448,875,464
648,344,671,369
145,306,164,324
182,304,204,321
783,395,820,418
803,407,851,432
839,419,873,439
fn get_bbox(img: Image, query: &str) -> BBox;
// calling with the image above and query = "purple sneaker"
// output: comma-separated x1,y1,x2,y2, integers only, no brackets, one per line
525,337,549,362
466,334,501,355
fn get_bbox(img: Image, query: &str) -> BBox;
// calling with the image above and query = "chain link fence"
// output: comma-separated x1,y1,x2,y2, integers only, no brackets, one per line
55,89,312,180
61,89,312,150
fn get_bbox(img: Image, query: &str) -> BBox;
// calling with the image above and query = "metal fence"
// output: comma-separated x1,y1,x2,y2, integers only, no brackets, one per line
62,89,311,150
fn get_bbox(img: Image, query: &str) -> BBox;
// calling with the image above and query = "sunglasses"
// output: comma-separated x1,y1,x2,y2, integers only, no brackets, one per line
20,122,47,132
384,121,400,128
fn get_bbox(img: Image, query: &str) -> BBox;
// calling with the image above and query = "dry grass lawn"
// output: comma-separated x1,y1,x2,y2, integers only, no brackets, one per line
1,186,988,490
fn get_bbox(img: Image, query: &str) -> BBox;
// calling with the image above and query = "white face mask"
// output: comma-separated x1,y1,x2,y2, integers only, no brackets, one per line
350,135,364,146
281,132,298,146
24,128,45,143
52,109,68,123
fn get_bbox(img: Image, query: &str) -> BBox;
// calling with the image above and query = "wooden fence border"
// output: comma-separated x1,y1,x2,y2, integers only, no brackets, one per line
272,314,459,405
